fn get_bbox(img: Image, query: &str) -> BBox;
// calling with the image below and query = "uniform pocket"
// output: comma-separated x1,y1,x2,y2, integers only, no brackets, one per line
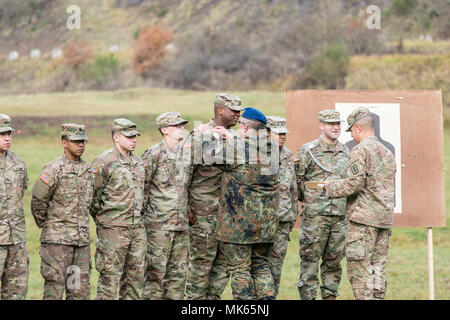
345,234,366,260
40,246,64,283
94,239,114,274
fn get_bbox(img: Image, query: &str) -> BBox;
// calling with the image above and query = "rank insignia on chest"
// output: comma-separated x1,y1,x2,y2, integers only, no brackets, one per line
92,166,99,174
40,173,50,184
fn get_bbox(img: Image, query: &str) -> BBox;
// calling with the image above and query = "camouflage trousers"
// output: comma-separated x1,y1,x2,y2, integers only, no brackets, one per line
95,225,147,300
297,214,346,300
40,243,91,300
268,221,292,298
346,221,391,300
221,241,275,300
185,215,230,300
0,242,29,300
143,229,188,300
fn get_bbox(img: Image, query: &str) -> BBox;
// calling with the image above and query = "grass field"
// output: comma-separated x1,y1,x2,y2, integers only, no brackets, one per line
2,88,449,300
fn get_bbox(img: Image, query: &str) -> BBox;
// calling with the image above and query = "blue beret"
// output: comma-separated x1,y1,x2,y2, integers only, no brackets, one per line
242,107,267,124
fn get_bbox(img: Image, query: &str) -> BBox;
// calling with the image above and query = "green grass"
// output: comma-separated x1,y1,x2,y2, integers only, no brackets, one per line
0,88,286,119
3,88,449,299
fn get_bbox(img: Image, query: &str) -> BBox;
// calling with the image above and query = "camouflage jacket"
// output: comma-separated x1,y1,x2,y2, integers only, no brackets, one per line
31,153,93,246
209,134,279,244
278,147,298,224
141,139,193,231
295,137,349,216
90,146,145,228
183,119,237,234
326,136,396,229
0,151,28,245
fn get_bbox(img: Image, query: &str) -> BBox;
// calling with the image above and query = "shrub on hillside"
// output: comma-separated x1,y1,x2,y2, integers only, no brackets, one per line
80,53,122,90
307,43,350,89
166,34,252,90
132,24,174,76
61,40,92,69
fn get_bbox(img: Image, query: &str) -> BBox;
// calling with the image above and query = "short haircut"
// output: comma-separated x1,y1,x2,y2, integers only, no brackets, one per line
111,129,120,142
214,104,224,117
241,118,266,130
355,116,374,131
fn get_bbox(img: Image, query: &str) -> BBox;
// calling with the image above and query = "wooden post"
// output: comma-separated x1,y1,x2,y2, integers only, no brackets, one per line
427,227,435,300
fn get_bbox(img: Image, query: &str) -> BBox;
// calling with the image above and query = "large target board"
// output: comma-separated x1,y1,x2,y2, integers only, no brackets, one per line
286,90,445,228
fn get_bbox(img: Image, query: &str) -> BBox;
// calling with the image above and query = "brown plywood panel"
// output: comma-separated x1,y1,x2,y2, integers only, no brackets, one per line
286,90,445,228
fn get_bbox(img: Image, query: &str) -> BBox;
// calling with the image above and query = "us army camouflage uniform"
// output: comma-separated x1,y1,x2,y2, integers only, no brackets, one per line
184,119,235,300
31,153,93,299
91,122,147,300
327,133,396,300
31,124,93,300
0,148,29,300
265,116,298,299
141,112,192,300
295,135,349,300
211,133,279,300
267,146,298,298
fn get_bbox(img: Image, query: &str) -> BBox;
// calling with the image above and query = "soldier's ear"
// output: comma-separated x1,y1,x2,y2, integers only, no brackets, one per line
112,132,120,143
61,137,68,149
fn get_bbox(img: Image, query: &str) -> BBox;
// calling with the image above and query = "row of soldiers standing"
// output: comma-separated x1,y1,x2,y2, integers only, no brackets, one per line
0,93,396,300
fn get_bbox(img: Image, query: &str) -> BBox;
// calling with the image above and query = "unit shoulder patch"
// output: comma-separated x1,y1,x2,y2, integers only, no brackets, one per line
347,159,365,177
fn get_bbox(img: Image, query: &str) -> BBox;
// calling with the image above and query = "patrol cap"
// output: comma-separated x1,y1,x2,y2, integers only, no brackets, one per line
345,107,371,132
156,112,188,130
112,118,141,137
0,114,15,133
318,110,343,123
214,93,242,111
241,107,267,124
266,116,289,134
61,123,88,141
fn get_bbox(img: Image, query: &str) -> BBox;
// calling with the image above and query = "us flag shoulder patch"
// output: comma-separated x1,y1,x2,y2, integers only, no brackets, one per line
294,154,300,162
143,160,148,167
40,173,50,184
92,166,99,174
184,140,192,148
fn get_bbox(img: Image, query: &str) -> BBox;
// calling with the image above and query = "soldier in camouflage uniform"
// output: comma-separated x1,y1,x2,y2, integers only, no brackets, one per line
324,107,396,300
294,110,349,300
266,116,298,298
141,112,192,300
207,107,279,300
31,124,93,300
0,114,29,300
184,93,241,300
91,118,147,300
